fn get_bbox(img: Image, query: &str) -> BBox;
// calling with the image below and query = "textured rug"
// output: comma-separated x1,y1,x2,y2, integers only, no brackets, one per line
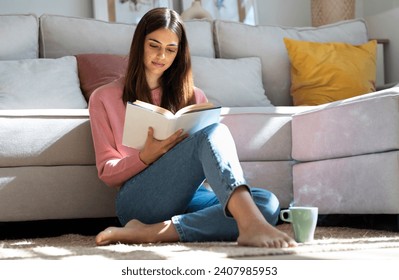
1,224,399,260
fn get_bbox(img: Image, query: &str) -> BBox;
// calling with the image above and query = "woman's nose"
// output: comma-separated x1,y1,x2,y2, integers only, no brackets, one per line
157,49,166,59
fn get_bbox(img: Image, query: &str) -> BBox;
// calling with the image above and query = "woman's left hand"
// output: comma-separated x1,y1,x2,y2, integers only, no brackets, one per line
139,127,188,165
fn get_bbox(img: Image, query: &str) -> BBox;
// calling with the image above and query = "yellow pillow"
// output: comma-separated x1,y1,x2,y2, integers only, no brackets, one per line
284,38,377,106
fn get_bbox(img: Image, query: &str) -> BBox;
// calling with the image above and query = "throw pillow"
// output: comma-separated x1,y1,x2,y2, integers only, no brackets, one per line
76,53,128,101
0,56,87,109
191,56,272,107
284,38,377,106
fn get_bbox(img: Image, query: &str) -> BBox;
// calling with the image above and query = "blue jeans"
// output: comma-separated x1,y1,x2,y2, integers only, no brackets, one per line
116,123,280,242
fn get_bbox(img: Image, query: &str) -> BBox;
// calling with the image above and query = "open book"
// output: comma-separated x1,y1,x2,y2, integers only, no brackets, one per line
122,100,221,149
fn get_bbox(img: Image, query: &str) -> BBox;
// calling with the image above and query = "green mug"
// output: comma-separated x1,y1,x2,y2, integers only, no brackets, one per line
280,206,318,243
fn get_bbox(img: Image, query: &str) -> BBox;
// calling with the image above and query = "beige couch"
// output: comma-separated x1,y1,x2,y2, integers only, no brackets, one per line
1,13,398,223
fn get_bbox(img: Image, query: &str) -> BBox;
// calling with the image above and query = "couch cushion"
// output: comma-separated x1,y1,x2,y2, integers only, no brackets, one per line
191,56,271,107
0,14,39,60
0,165,116,221
184,20,215,58
292,86,399,162
214,19,369,106
0,56,87,109
242,161,294,209
40,14,135,58
284,38,377,106
293,151,399,214
39,15,214,58
76,53,128,101
0,109,95,167
220,106,312,161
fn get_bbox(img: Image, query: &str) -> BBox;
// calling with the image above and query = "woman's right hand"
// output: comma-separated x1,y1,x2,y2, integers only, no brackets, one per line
139,127,188,165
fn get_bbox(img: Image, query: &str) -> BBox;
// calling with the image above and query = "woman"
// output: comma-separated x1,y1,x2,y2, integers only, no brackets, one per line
89,7,296,248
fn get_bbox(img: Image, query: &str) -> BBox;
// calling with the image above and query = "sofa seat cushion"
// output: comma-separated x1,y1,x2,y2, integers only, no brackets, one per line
0,109,95,167
220,106,312,161
0,165,116,221
293,151,399,214
0,14,39,60
242,161,294,209
39,15,214,58
214,19,369,106
292,86,399,162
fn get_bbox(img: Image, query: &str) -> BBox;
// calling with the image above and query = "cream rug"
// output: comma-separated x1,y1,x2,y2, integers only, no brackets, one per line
1,224,399,260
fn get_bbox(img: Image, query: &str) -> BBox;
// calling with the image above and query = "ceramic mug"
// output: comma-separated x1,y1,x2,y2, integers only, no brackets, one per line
280,206,318,243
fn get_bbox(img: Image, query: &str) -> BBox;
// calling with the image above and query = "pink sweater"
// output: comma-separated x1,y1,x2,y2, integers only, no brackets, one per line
89,78,208,188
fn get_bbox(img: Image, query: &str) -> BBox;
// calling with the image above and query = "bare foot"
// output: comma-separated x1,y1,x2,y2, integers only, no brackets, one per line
237,220,297,248
95,219,178,246
226,186,297,248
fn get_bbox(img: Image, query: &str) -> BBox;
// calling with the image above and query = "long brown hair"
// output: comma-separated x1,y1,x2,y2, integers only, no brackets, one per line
123,8,195,113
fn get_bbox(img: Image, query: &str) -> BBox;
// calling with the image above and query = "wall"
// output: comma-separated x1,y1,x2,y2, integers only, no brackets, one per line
256,0,310,26
0,0,180,20
362,0,399,16
365,6,399,83
255,0,364,27
0,0,93,17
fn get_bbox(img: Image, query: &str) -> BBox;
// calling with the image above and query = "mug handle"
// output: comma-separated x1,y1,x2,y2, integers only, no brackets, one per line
280,209,292,223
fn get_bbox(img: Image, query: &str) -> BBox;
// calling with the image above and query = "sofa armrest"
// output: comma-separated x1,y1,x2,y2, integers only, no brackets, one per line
292,86,399,162
294,85,399,116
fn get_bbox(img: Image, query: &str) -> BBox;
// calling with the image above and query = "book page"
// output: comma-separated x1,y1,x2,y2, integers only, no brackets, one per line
134,100,216,117
175,102,215,116
133,100,174,118
174,107,221,135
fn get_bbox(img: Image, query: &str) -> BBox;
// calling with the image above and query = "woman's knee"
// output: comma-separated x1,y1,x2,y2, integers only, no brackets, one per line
200,123,237,154
203,123,231,139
